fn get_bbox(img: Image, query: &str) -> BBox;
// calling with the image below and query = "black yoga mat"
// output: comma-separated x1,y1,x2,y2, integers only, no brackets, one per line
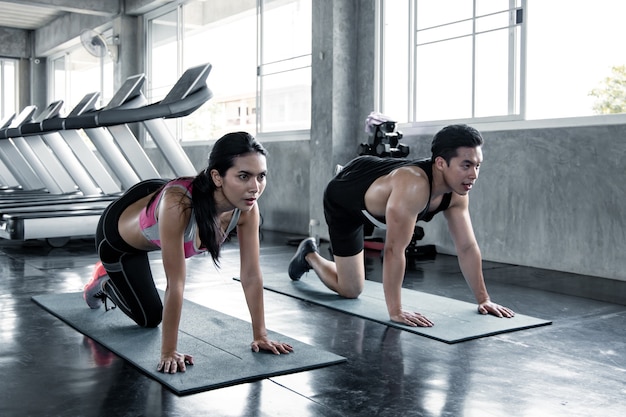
242,273,552,344
32,292,346,396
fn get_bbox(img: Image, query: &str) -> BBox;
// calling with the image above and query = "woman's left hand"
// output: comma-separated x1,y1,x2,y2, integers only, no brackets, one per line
251,337,294,354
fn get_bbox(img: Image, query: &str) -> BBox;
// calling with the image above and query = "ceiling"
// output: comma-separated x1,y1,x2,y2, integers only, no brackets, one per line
0,1,66,30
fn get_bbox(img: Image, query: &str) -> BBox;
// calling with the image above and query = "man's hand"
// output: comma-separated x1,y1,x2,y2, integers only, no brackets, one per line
251,337,294,354
390,310,434,327
478,300,515,318
157,351,194,374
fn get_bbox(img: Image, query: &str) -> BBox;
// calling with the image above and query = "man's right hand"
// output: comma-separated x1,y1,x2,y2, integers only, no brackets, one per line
157,351,194,374
390,310,434,327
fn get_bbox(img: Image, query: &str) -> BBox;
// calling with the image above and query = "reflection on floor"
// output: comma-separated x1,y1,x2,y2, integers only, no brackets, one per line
1,231,625,417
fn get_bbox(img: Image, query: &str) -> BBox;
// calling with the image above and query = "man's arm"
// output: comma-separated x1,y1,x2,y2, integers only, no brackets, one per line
444,195,514,317
382,169,434,326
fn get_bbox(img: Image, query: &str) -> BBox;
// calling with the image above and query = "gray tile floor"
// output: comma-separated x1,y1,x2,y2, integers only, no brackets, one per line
1,231,625,417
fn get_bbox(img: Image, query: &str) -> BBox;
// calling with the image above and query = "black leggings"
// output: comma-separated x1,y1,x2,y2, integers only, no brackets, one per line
95,179,168,328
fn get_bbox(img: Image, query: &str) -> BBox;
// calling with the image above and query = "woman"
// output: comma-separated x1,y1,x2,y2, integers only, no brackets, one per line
83,131,293,374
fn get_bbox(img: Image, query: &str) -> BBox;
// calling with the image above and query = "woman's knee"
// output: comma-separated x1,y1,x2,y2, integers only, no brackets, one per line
143,311,162,328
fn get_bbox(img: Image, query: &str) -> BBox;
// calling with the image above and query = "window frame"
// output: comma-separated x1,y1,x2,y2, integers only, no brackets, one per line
144,0,312,144
46,32,115,112
376,0,626,134
0,58,19,122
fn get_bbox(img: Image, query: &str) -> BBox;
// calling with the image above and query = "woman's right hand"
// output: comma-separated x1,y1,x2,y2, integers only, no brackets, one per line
157,351,194,374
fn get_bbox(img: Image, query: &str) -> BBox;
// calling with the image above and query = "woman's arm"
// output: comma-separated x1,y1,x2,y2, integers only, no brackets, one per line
237,204,293,354
156,188,194,373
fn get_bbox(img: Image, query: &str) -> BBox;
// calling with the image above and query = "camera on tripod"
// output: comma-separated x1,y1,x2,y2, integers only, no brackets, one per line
358,114,409,158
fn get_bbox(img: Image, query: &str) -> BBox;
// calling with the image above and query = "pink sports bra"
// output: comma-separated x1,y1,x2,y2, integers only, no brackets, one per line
138,178,240,258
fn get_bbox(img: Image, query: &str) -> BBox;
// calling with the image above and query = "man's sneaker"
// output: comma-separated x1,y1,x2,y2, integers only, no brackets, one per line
288,237,318,281
83,261,109,309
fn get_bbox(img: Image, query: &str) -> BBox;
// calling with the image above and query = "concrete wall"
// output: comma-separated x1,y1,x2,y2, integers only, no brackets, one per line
0,27,29,58
402,125,626,282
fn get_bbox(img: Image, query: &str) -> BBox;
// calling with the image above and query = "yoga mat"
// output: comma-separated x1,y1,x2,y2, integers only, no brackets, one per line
243,273,552,344
32,292,346,396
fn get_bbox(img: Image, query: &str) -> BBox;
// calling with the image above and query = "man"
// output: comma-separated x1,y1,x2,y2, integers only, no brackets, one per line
288,124,514,327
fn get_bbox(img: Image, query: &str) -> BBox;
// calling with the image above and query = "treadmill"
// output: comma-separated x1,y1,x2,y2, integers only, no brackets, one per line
0,98,120,207
0,101,96,199
67,63,211,178
0,63,213,245
0,106,48,193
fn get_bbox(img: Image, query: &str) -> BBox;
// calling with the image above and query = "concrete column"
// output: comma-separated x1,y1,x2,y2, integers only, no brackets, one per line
310,0,376,238
112,14,142,91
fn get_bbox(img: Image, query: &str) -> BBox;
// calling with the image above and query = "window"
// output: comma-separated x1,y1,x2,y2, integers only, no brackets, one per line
258,0,312,133
379,0,626,125
147,0,258,142
48,39,114,112
525,1,626,120
0,58,18,122
380,0,523,124
145,0,311,142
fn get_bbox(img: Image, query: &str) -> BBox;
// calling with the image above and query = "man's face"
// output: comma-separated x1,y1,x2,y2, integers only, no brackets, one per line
443,146,483,195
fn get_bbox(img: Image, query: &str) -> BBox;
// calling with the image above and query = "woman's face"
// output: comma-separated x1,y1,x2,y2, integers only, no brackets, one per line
218,152,267,211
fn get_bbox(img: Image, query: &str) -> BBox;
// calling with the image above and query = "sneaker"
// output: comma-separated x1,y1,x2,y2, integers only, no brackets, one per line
83,261,109,309
288,237,318,281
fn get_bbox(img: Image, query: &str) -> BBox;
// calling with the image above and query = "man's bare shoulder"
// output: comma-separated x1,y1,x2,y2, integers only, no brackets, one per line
389,165,430,188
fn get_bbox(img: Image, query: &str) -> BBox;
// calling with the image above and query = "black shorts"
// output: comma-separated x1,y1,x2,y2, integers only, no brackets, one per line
323,178,366,257
322,156,430,257
323,157,398,257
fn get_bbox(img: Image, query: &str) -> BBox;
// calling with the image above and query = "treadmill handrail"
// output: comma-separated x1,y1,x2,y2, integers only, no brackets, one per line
0,106,37,140
95,86,212,126
18,100,65,136
13,63,213,134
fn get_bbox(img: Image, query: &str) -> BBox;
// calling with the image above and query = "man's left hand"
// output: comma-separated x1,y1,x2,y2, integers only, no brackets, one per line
478,301,515,318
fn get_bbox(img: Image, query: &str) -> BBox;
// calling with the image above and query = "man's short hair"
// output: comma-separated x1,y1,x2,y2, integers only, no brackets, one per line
431,124,484,164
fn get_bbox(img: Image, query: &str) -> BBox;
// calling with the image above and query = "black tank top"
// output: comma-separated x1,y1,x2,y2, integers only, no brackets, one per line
333,155,452,226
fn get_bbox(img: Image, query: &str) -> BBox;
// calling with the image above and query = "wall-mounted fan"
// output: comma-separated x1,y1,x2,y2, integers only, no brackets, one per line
80,29,118,62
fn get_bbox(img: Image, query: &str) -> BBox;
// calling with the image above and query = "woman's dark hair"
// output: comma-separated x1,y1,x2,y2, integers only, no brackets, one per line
192,131,267,265
431,124,484,165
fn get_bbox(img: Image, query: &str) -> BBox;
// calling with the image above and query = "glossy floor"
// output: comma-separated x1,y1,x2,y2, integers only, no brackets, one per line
1,232,625,417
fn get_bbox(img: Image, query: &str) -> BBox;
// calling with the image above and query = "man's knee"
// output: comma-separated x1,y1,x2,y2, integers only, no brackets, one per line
334,257,365,299
337,282,364,299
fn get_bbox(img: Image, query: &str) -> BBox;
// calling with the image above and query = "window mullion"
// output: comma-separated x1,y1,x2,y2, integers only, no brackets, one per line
257,0,263,133
409,0,416,123
519,0,527,119
471,0,476,119
177,4,184,141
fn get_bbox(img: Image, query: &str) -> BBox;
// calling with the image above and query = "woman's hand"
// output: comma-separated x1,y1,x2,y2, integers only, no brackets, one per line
251,337,294,355
157,351,194,374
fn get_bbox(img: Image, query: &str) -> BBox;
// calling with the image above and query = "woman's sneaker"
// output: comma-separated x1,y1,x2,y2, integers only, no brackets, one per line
288,237,318,280
83,261,109,309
